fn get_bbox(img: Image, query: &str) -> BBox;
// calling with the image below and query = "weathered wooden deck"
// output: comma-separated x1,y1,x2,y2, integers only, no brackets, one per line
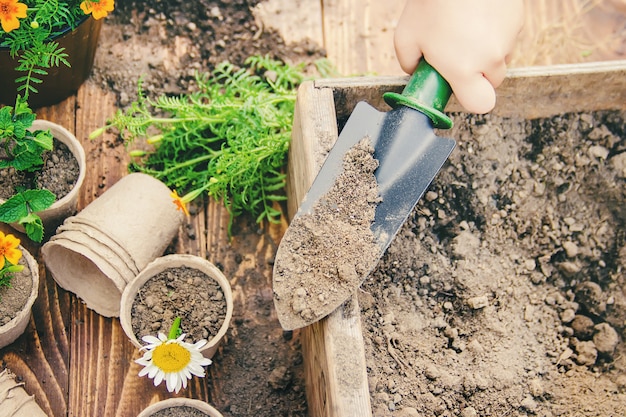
0,0,624,416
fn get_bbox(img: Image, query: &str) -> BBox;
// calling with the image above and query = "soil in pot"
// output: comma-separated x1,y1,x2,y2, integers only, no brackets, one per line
131,266,227,344
148,406,210,417
0,253,33,326
357,109,625,416
0,139,80,203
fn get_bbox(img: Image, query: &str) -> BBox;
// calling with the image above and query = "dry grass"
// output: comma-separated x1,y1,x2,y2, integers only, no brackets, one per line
510,0,626,67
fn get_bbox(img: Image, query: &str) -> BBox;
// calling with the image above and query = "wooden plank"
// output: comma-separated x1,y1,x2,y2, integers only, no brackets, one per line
513,0,626,67
252,0,324,48
288,81,372,417
285,81,337,218
311,60,626,120
292,60,626,417
321,0,403,76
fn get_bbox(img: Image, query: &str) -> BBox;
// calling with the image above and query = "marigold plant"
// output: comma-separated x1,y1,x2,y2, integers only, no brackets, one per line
0,231,24,288
0,0,114,242
0,0,115,99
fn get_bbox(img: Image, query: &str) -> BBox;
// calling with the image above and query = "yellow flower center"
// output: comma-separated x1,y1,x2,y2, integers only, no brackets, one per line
152,342,191,373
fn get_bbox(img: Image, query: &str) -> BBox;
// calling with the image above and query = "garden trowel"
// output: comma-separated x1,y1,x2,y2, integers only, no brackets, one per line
273,59,456,330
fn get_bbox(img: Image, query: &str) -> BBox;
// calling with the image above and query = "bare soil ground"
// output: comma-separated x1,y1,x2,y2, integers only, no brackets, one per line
92,0,322,106
362,110,626,416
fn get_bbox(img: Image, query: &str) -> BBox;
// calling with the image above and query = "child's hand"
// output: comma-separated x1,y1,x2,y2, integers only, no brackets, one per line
394,0,524,114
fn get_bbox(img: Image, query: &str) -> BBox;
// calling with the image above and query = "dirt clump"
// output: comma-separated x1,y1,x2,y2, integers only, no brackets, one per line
361,109,626,416
92,0,324,106
273,137,381,330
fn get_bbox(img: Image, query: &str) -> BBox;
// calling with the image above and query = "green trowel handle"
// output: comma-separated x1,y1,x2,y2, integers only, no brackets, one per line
383,59,453,129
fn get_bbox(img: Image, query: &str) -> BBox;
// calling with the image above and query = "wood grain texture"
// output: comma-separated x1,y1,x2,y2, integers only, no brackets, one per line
288,81,372,417
320,0,402,76
286,81,337,219
252,0,324,47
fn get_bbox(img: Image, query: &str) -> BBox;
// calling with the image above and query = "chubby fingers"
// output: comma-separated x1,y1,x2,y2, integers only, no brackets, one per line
448,73,497,115
431,57,507,114
393,27,423,74
394,41,507,114
451,58,507,114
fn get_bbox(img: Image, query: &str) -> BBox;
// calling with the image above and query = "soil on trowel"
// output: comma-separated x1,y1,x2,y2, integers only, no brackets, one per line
360,109,626,416
273,137,381,330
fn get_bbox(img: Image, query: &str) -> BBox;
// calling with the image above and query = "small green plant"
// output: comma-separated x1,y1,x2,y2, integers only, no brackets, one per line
0,0,115,97
92,55,312,233
0,230,24,289
0,96,56,242
0,0,114,242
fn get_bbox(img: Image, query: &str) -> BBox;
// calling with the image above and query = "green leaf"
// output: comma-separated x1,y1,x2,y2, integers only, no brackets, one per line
22,189,56,212
21,214,44,243
32,130,54,151
0,189,55,224
0,194,30,223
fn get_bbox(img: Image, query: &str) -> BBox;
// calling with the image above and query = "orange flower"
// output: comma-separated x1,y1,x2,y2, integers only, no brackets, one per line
0,0,27,33
0,231,22,270
170,190,190,217
80,0,115,20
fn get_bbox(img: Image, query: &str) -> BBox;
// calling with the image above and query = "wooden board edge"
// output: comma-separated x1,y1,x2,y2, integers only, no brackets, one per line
286,80,372,417
312,60,626,121
302,297,373,417
286,81,337,219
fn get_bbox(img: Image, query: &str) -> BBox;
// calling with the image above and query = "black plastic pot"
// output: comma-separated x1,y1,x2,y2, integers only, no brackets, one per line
0,16,103,109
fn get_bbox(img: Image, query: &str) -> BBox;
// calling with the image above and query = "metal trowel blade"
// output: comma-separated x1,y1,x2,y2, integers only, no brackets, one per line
273,100,455,330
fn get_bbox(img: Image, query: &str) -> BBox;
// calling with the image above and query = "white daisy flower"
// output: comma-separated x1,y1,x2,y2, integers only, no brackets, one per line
136,332,213,393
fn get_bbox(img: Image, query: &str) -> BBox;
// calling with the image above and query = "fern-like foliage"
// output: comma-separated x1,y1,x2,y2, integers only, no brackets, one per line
15,42,70,97
95,55,315,233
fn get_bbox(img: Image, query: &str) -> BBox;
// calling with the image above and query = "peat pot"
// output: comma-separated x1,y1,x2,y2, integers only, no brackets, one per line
8,120,88,235
42,173,184,317
0,16,103,109
138,398,224,417
0,370,47,417
0,245,39,350
120,254,234,360
0,120,86,237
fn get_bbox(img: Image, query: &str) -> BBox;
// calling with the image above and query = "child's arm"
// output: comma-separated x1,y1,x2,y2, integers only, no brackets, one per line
394,0,524,113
